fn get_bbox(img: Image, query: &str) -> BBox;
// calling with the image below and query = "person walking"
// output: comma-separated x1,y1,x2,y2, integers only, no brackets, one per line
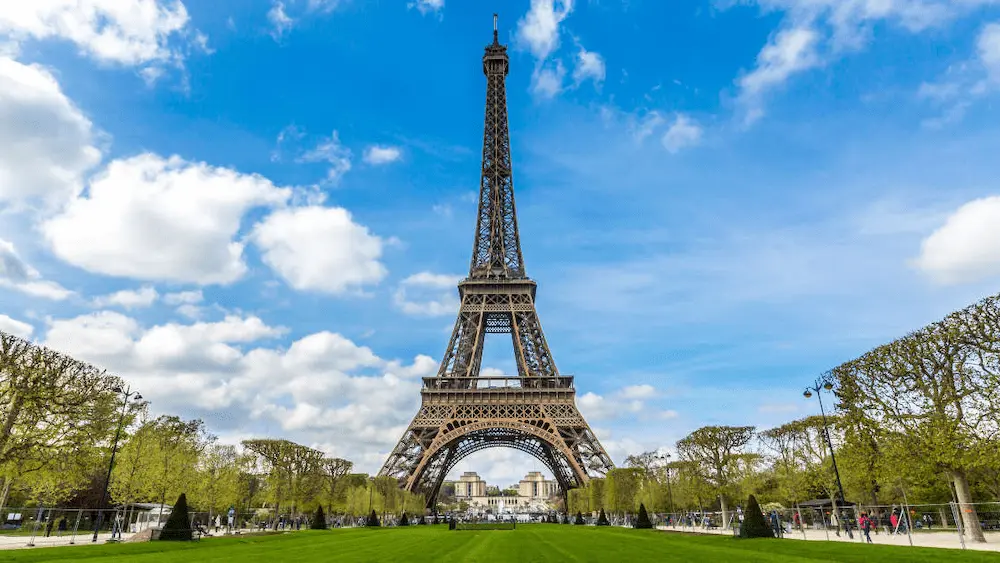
858,512,873,544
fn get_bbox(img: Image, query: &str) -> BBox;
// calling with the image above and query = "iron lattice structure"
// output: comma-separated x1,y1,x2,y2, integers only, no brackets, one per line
379,17,614,506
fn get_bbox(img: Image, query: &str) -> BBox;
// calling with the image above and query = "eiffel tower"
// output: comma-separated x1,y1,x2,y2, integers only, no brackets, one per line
379,15,614,506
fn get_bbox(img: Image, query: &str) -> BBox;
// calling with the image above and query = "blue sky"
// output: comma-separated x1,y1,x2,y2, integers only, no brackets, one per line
2,0,1000,487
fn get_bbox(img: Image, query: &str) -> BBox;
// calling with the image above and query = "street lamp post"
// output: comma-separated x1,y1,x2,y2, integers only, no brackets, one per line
92,385,141,543
655,453,675,517
803,372,850,537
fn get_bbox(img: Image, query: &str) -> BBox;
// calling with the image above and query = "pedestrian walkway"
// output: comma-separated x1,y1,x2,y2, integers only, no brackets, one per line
656,524,1000,552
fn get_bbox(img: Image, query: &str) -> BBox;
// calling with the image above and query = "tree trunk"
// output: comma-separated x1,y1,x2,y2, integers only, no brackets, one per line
719,496,729,529
0,477,11,514
951,469,986,543
937,506,949,528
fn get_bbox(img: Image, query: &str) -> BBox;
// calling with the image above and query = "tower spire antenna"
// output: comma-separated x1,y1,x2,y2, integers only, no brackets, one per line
493,13,499,44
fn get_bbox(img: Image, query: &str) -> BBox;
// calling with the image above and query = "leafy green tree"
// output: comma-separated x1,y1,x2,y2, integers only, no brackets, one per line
835,296,1000,543
677,425,755,528
604,468,645,516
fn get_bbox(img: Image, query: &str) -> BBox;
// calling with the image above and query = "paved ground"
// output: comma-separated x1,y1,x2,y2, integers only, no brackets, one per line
0,528,266,550
657,524,1000,552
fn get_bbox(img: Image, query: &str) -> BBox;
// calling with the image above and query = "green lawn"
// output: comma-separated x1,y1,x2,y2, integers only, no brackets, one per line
0,525,997,563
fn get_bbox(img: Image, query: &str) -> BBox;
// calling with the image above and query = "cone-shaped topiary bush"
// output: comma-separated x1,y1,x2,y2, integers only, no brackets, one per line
448,517,456,530
596,509,610,526
366,509,381,527
634,503,653,529
418,515,426,525
575,512,584,525
159,493,192,541
399,512,409,526
739,495,774,539
311,506,326,530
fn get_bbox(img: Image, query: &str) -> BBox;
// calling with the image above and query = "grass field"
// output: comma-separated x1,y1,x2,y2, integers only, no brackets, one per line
0,525,998,562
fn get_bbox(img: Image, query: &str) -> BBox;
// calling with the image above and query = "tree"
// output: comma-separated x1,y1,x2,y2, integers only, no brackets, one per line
634,503,652,529
596,509,609,526
835,296,1000,543
159,493,193,541
321,457,353,515
399,512,409,526
195,444,241,521
604,468,645,516
366,509,381,527
738,494,773,539
0,333,123,502
242,439,326,527
311,505,326,530
677,425,755,529
574,511,584,525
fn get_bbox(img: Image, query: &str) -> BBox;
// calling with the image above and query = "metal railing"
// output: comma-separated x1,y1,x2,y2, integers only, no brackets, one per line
422,376,575,390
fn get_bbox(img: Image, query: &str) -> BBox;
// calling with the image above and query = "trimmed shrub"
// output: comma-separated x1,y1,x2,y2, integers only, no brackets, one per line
432,514,440,525
739,495,775,539
574,512,584,525
418,516,427,525
634,503,653,529
448,517,456,530
366,510,381,527
596,509,609,526
399,512,409,526
159,493,193,541
311,506,326,530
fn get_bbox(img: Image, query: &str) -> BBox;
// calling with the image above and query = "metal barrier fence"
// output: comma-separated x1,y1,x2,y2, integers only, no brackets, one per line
651,502,1000,552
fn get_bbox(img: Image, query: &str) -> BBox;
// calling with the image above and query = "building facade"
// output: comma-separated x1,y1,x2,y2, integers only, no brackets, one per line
451,471,559,513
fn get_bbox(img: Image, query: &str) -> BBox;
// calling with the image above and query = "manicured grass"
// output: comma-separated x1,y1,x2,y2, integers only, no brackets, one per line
0,525,998,562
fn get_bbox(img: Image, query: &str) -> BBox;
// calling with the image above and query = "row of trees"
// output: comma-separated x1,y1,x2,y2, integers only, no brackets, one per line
0,329,431,523
569,293,1000,543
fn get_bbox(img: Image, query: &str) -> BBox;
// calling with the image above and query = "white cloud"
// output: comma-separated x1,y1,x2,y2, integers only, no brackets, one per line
661,114,703,154
0,238,74,300
393,271,463,316
571,45,605,87
42,310,435,472
531,61,566,99
92,286,159,309
252,206,387,294
298,131,352,184
980,22,1000,81
363,145,402,165
0,314,33,338
737,26,819,125
914,196,1000,285
42,153,291,285
0,0,194,68
408,0,444,15
516,0,573,61
577,385,658,421
730,0,997,125
268,1,294,40
619,384,656,400
0,56,101,208
163,290,203,306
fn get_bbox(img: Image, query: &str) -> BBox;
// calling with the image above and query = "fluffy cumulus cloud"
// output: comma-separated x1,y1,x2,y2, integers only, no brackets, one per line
42,154,291,285
661,114,703,154
0,0,194,67
0,313,33,338
252,206,387,294
516,0,573,61
0,238,74,300
42,310,437,468
914,196,1000,285
0,57,101,208
363,145,402,165
393,271,463,316
92,286,159,309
